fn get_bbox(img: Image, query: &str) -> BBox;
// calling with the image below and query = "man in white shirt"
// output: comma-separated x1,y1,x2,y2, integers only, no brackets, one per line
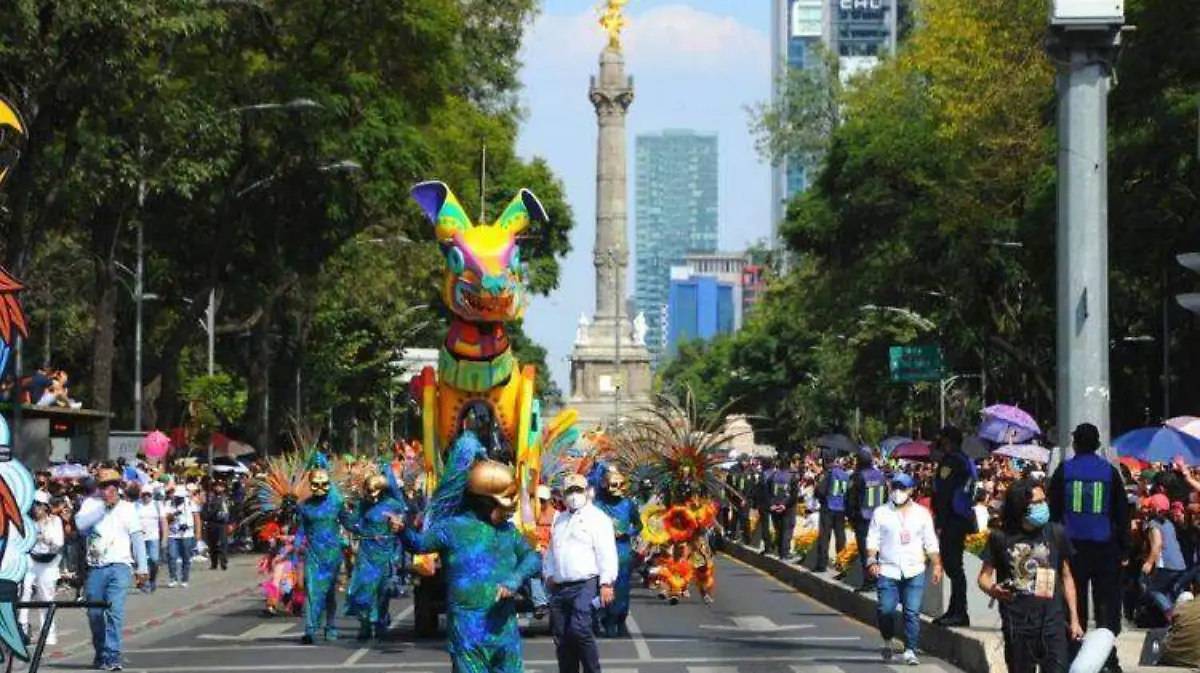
165,485,200,588
865,473,941,666
544,473,619,673
75,469,148,672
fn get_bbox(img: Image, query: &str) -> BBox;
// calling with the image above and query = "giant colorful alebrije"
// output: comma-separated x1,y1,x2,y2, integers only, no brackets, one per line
0,94,42,663
407,181,579,541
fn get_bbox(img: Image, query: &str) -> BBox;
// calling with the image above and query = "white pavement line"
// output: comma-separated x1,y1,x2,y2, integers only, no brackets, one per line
713,635,860,642
625,614,652,661
887,666,947,673
790,666,848,673
700,615,815,633
197,623,295,641
344,648,371,666
686,667,739,673
110,654,885,671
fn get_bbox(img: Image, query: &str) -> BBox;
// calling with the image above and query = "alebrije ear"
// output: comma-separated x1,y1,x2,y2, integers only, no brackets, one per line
410,181,473,242
494,189,548,235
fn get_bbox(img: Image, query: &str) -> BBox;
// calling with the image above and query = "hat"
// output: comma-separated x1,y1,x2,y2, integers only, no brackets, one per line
33,491,49,505
891,473,916,490
96,469,122,486
563,474,588,492
173,486,188,498
536,485,552,500
1146,494,1171,513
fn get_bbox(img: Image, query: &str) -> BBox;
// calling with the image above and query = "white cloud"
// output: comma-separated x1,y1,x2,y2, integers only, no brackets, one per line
525,3,769,74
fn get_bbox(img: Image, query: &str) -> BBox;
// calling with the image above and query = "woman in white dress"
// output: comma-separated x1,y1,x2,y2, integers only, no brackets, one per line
21,491,65,645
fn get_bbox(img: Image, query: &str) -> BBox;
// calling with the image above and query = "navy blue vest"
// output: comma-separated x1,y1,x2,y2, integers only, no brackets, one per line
860,468,886,519
1062,454,1113,543
826,468,850,513
935,452,977,518
768,470,793,508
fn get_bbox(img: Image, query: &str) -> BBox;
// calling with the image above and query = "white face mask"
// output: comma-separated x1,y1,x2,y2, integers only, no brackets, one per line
891,490,910,506
566,492,587,511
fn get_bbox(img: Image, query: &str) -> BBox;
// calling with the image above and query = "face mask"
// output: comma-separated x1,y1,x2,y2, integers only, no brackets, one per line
891,491,910,506
1025,502,1050,528
566,493,587,511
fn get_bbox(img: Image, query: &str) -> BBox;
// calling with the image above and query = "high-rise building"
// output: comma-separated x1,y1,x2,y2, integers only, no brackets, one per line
634,130,719,365
770,0,902,251
667,267,738,355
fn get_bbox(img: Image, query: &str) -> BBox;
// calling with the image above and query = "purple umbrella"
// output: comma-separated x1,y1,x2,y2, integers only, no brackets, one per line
992,444,1051,464
978,404,1041,444
892,441,932,459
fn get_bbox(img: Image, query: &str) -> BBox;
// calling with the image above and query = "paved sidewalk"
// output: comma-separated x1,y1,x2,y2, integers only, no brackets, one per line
39,555,261,660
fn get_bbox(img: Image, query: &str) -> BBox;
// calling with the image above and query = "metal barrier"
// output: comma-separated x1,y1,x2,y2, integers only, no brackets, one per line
5,600,110,673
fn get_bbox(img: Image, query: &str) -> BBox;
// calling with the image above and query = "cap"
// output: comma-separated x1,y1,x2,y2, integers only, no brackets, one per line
891,473,916,489
536,485,552,500
173,486,188,498
96,469,122,486
1146,494,1171,513
33,491,49,505
563,474,588,492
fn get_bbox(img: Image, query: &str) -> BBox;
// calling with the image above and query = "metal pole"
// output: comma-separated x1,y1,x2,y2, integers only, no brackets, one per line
206,288,215,376
1048,28,1121,463
940,378,947,429
134,149,146,433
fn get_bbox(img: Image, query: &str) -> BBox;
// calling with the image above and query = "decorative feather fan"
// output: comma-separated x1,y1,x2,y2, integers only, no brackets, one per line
242,453,310,529
610,388,754,503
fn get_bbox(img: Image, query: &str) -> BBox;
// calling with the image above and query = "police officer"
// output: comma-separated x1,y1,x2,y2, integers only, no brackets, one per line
815,456,849,573
755,457,777,552
1048,423,1130,673
846,449,887,591
724,455,754,543
763,456,800,558
932,425,976,627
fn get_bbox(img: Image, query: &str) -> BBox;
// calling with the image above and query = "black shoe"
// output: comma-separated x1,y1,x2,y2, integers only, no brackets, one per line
934,613,970,627
533,606,548,620
300,633,315,645
615,623,631,638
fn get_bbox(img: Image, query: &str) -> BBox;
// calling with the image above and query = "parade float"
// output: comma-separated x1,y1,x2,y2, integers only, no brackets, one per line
405,181,579,636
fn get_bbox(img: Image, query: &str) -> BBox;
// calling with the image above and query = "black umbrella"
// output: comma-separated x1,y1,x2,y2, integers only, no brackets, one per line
815,433,857,455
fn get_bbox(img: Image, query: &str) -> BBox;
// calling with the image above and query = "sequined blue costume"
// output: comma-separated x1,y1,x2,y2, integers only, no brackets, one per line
296,489,350,640
345,474,407,638
594,491,642,635
402,512,540,673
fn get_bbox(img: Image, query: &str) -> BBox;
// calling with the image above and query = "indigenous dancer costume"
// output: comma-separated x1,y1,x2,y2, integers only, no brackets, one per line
344,472,407,641
295,466,350,643
610,393,744,606
400,460,540,673
593,468,641,637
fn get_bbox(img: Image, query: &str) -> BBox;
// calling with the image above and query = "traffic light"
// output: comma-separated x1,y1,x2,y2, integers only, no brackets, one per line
1177,253,1200,314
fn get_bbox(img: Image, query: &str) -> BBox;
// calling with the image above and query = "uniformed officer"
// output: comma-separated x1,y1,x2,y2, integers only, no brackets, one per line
815,456,850,573
755,457,778,552
1049,422,1130,673
846,449,887,591
931,425,976,627
724,455,754,543
763,456,800,558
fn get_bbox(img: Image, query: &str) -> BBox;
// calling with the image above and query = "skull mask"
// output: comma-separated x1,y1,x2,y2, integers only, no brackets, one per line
605,470,627,498
309,469,331,497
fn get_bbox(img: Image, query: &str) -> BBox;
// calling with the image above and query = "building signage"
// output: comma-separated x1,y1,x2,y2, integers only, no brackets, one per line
840,0,884,10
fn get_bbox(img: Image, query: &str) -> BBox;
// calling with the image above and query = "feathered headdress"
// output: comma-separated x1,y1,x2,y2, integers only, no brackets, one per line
609,389,754,502
242,453,310,529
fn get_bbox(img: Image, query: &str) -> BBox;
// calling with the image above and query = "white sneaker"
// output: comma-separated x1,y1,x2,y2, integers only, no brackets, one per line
44,634,57,646
903,650,919,665
181,582,189,588
167,581,178,588
881,645,894,661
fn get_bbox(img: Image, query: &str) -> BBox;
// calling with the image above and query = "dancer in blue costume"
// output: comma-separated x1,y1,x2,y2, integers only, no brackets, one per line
594,468,642,638
296,465,351,644
345,469,407,640
395,457,540,673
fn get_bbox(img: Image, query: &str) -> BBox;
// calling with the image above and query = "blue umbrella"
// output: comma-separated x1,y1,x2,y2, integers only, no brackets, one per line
1113,427,1200,465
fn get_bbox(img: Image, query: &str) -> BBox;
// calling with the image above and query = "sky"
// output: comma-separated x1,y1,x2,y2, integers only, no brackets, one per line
516,0,773,391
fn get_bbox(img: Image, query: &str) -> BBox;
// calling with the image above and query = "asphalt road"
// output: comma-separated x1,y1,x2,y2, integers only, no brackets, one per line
44,555,965,673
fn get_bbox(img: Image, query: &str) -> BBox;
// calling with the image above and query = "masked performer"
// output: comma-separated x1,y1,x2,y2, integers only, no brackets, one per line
593,468,642,637
345,471,407,641
296,466,351,644
397,460,541,673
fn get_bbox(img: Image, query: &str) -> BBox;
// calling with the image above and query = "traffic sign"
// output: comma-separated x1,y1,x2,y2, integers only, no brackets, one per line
889,345,943,383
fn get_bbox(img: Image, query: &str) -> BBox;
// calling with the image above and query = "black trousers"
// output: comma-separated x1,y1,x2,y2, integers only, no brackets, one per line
1069,540,1122,668
853,519,873,582
550,578,601,673
205,525,229,570
1002,614,1070,673
732,506,753,545
770,511,795,558
815,510,846,571
938,517,971,616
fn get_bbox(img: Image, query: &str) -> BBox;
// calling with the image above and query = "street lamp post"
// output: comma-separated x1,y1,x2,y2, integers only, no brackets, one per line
135,140,146,434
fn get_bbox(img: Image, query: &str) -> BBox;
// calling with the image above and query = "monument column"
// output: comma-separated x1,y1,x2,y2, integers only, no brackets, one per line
590,47,633,330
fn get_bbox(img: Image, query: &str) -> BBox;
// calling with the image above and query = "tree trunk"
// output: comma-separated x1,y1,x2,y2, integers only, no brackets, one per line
246,301,273,453
89,254,118,461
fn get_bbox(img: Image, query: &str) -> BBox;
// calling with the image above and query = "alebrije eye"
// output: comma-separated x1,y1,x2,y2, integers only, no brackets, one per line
447,247,465,274
510,248,521,271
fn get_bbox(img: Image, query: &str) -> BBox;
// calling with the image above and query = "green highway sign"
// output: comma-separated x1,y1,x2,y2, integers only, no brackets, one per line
889,345,943,383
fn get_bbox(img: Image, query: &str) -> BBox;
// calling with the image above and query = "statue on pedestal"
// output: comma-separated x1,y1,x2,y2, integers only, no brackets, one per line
632,312,647,346
575,313,592,346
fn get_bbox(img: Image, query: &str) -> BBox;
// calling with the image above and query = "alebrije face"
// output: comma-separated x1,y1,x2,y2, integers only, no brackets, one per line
410,181,547,324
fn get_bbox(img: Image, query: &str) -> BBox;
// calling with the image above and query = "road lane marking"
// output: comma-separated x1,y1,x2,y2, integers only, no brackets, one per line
107,654,887,671
197,623,295,641
344,648,371,666
719,552,864,631
888,666,947,673
700,615,815,633
791,666,847,673
625,614,652,661
686,668,739,673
